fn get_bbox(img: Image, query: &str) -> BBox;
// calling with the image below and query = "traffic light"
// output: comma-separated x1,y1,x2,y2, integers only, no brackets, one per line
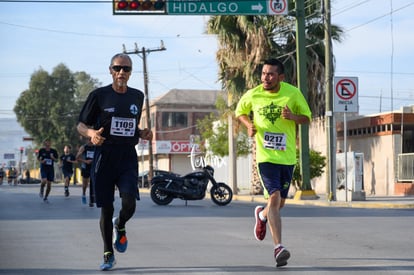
113,0,166,15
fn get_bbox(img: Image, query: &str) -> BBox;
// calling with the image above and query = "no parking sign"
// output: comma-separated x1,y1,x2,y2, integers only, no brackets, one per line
268,0,288,15
333,76,358,113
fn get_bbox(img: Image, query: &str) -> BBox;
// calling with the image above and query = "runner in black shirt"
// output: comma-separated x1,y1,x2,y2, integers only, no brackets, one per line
77,53,152,271
59,145,77,197
38,139,58,203
76,138,95,206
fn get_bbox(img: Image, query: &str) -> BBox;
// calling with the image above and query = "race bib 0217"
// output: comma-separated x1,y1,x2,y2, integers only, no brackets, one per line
263,132,287,151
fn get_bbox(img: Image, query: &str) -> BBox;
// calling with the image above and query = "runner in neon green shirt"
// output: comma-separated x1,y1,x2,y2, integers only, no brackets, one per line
236,81,311,165
235,58,311,268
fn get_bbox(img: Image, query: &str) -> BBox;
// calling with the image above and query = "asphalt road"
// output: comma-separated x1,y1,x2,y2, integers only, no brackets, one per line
0,184,413,275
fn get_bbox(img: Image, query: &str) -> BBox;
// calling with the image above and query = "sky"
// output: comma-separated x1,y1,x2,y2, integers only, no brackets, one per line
1,0,414,119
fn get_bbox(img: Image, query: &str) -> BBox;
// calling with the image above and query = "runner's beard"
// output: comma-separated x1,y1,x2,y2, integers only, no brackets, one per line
115,79,127,88
263,82,275,91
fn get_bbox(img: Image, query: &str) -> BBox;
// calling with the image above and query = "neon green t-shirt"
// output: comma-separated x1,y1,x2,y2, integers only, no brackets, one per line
235,82,312,165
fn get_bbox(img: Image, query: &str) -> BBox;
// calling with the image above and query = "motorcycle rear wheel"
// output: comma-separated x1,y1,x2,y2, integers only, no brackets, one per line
210,182,233,206
150,182,174,205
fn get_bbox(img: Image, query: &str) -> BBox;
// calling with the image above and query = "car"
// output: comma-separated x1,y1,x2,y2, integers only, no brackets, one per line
138,169,180,188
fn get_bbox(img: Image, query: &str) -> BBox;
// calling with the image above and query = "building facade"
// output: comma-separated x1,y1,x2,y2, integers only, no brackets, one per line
138,89,222,175
138,88,414,197
309,107,414,196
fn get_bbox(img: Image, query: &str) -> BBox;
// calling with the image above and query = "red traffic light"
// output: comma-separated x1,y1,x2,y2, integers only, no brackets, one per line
129,0,140,9
117,0,128,9
113,0,166,14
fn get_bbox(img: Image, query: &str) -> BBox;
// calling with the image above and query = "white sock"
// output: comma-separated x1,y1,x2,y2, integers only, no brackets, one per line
259,211,267,222
274,244,282,250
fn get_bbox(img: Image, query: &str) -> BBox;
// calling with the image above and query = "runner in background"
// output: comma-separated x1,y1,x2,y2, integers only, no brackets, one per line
76,138,95,206
0,166,4,185
38,139,59,203
60,145,77,197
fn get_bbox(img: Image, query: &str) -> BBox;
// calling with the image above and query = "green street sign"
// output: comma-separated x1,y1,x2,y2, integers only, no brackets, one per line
167,0,288,15
168,0,264,15
113,0,288,16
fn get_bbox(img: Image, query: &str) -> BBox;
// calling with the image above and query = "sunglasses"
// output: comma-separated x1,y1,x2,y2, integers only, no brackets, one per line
111,65,132,72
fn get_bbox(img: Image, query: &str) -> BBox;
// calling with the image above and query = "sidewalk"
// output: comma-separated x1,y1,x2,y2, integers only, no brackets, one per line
140,188,414,209
232,192,414,209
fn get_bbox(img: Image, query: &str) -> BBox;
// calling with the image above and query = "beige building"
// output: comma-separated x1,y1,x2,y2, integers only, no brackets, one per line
310,107,414,196
138,89,222,175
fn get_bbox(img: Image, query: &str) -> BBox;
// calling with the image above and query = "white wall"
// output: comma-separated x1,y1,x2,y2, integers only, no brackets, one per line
309,117,399,196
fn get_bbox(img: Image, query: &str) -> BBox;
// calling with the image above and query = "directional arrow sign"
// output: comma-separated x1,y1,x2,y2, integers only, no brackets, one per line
167,0,279,15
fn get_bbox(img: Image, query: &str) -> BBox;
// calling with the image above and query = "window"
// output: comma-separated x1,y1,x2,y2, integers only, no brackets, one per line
162,112,188,128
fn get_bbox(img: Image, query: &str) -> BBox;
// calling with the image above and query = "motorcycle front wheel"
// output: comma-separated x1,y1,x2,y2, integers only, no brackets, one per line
210,182,233,206
150,182,174,205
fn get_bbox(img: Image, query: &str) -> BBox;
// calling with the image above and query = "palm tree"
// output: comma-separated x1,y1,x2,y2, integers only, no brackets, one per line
206,0,344,194
207,15,276,194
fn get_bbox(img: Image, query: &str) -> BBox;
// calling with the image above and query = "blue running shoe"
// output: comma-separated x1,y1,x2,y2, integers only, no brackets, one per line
82,195,87,204
100,252,116,271
112,217,128,253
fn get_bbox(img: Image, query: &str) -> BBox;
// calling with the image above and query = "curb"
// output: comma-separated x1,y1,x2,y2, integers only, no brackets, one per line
232,194,414,209
140,188,414,209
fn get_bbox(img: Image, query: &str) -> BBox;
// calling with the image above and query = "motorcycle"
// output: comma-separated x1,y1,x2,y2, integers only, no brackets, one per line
150,165,233,206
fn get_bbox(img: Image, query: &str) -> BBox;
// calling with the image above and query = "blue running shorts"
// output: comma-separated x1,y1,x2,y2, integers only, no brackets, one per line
257,162,294,199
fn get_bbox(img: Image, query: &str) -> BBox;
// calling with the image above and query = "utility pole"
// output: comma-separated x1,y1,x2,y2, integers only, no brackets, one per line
323,0,336,201
292,0,318,199
122,41,166,183
294,0,314,199
227,93,237,195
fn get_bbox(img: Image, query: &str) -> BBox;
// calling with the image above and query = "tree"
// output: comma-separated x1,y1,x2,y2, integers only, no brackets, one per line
207,1,344,117
196,95,250,157
14,64,100,153
292,149,326,191
74,71,101,102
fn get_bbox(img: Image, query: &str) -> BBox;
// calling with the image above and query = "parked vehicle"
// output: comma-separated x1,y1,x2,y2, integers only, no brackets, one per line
18,176,41,184
150,165,233,206
138,170,179,188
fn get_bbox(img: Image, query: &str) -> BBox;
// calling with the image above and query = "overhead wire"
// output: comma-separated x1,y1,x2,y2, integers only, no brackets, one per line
1,0,414,104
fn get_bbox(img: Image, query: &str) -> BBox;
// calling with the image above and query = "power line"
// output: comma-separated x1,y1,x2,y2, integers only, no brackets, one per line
332,0,372,17
338,1,414,32
0,20,214,40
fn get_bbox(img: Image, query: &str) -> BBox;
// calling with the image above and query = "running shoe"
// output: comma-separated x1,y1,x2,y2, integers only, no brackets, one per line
82,195,87,204
254,206,267,241
274,245,290,267
43,198,49,204
112,217,128,253
64,189,70,197
100,252,116,271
